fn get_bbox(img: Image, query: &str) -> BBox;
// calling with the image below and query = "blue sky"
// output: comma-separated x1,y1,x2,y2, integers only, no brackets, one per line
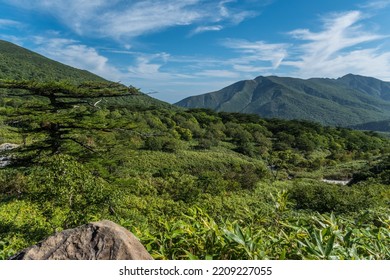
1,0,390,103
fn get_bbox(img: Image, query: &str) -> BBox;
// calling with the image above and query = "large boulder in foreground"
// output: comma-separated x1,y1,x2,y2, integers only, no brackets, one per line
10,220,153,260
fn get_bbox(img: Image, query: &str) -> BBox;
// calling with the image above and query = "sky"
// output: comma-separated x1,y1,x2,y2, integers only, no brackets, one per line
1,0,390,103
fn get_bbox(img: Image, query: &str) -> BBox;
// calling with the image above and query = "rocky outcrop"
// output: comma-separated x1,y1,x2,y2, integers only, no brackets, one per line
10,220,153,260
0,143,19,167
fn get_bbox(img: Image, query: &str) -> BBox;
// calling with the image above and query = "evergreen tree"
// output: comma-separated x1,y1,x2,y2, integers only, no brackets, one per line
0,80,139,162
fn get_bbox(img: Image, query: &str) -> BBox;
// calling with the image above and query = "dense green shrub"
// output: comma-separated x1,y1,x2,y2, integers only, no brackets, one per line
196,138,214,149
26,154,115,228
289,180,376,213
0,169,27,197
144,136,182,152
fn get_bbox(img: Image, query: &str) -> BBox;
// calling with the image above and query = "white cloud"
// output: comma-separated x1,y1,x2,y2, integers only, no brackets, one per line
0,34,25,45
289,11,383,57
128,53,169,76
2,0,255,38
196,69,240,78
232,64,269,73
125,52,195,83
216,0,257,24
359,0,390,10
223,39,289,69
284,11,390,79
285,48,390,80
321,49,390,79
99,0,203,38
31,37,121,81
215,10,390,80
190,25,223,35
0,18,23,29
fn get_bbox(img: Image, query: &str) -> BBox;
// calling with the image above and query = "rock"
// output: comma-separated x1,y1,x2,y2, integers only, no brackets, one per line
321,179,351,185
0,143,19,167
9,220,153,260
0,143,19,150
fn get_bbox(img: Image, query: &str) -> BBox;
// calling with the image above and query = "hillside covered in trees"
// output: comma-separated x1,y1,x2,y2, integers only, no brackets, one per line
176,74,390,128
1,41,390,260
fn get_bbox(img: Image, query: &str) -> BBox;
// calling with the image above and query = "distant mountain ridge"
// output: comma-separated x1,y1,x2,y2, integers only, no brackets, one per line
349,119,390,133
176,74,390,127
337,74,390,101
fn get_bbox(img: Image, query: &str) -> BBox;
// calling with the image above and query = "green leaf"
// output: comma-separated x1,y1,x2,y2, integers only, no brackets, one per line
223,229,245,246
184,251,199,260
279,249,286,260
235,223,246,244
325,234,336,258
313,230,325,256
344,230,353,246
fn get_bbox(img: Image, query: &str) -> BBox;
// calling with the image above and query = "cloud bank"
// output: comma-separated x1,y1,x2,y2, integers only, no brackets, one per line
2,0,257,38
284,10,390,79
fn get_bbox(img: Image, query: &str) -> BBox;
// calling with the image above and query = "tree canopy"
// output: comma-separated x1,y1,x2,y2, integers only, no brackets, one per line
0,80,139,158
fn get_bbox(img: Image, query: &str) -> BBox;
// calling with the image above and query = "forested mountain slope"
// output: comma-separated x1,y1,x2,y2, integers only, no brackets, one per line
176,75,390,127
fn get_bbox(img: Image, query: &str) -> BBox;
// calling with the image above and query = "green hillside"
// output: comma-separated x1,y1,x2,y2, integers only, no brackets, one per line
350,119,390,132
0,40,174,110
0,40,104,82
176,75,390,127
337,74,390,101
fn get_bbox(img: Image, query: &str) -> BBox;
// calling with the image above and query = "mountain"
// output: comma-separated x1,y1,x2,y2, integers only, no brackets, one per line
350,119,390,133
337,74,390,101
176,74,390,127
0,40,174,109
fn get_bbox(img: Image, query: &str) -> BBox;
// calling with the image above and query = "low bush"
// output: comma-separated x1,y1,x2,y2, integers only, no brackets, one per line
289,180,376,213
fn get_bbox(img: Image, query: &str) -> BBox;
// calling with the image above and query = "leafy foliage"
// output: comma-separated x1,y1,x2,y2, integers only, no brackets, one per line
137,205,390,260
26,154,115,228
289,180,384,213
